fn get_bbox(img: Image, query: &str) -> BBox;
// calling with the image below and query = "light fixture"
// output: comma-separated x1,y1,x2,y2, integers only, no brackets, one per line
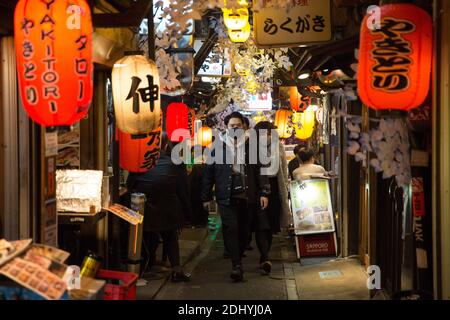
298,72,310,80
307,98,320,111
163,47,195,96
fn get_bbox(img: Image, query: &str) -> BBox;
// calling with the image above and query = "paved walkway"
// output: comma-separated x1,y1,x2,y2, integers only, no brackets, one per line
137,213,370,300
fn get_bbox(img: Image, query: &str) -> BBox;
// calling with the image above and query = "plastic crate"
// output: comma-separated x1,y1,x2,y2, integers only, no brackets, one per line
96,269,138,300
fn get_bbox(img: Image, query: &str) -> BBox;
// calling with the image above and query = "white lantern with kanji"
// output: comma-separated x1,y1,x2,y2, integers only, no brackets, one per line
112,54,161,135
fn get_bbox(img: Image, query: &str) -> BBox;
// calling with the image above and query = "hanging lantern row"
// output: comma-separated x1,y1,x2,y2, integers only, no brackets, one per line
358,3,432,111
112,53,161,135
14,0,93,126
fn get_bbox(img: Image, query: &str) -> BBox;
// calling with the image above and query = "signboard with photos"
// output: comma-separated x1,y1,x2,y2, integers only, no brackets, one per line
290,179,335,235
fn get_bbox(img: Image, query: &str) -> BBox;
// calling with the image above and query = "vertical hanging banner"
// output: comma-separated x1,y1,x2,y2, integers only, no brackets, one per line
14,0,93,126
42,128,58,246
253,0,332,48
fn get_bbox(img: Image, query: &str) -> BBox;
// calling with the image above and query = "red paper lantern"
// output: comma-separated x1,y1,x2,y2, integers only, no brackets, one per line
289,87,310,112
166,102,194,142
358,4,432,111
118,128,162,173
14,0,93,126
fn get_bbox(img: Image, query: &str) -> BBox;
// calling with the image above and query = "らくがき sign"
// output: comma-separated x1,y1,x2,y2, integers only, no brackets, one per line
253,0,332,48
14,0,93,126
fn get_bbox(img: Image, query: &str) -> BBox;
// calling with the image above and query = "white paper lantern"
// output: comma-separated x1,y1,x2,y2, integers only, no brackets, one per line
112,54,161,135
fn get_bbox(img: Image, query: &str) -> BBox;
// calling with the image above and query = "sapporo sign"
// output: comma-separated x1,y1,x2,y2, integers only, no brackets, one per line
253,0,332,48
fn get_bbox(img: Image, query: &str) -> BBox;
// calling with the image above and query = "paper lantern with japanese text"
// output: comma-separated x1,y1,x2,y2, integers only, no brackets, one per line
358,4,432,110
166,102,194,142
294,124,314,140
293,110,315,140
118,128,162,173
198,126,213,147
275,109,292,139
228,22,251,43
14,0,93,126
222,7,249,30
289,87,310,112
112,54,161,135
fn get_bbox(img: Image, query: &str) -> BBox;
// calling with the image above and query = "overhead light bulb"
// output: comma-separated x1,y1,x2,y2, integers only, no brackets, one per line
298,72,310,80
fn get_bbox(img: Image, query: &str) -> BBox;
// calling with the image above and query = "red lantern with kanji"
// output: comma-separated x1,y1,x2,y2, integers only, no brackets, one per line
118,128,162,173
358,4,432,111
14,0,93,126
289,87,310,112
166,102,194,142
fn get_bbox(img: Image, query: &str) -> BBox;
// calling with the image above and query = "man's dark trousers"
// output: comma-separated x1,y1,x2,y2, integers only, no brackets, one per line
218,198,250,267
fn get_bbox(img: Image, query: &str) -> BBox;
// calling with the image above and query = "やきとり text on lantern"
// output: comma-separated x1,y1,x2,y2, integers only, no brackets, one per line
112,54,162,135
14,0,93,126
357,3,432,111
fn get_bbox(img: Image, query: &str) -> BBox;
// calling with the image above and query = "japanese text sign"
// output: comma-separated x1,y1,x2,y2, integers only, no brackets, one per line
253,0,332,48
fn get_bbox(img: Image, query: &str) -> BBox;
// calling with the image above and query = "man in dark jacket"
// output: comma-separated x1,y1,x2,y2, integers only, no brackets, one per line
201,112,270,281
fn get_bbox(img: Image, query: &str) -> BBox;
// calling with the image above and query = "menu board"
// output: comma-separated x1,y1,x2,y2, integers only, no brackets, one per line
290,179,335,235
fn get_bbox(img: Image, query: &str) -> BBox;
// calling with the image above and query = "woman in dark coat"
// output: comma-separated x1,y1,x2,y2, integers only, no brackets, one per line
126,132,192,282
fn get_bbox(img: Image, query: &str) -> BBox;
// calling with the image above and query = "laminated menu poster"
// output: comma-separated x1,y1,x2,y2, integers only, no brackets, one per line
104,203,144,225
290,179,335,235
0,239,33,267
26,244,70,264
0,257,67,300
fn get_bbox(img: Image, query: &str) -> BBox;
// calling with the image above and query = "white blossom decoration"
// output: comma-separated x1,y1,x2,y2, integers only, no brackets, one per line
346,117,412,187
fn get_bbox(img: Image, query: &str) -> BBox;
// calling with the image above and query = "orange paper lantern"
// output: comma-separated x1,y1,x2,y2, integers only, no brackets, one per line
274,109,292,139
289,87,310,112
358,4,432,111
118,128,162,173
14,0,93,126
198,126,213,147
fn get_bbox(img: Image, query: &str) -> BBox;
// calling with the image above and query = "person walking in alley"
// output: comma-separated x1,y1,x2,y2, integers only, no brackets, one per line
126,132,192,283
201,111,270,282
253,121,290,275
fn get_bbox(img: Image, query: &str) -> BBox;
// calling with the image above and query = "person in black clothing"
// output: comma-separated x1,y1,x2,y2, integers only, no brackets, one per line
201,112,270,282
126,132,192,282
288,145,303,180
188,146,209,227
253,121,289,275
